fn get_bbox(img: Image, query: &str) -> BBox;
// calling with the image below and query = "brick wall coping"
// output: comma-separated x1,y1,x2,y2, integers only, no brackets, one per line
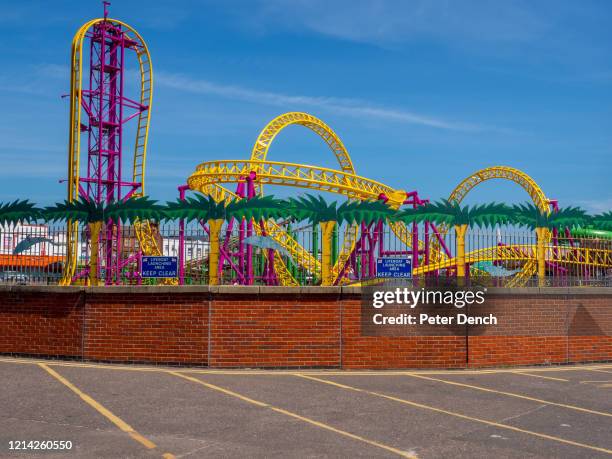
0,285,610,296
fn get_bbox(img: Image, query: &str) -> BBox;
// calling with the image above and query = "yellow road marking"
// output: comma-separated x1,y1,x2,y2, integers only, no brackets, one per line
1,357,611,376
588,369,612,375
511,371,569,382
404,373,610,417
167,371,416,458
580,380,612,389
39,363,174,458
295,374,612,455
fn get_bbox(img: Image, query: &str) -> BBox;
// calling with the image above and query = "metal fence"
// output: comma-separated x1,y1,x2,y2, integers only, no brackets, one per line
1,222,610,287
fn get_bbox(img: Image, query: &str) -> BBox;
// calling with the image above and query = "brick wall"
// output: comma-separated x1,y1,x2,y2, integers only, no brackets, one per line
83,292,208,364
0,289,84,358
342,297,467,369
210,291,341,368
0,286,610,368
467,293,612,367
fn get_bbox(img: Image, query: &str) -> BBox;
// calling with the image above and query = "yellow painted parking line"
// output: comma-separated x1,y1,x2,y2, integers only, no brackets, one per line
404,373,610,417
167,371,416,458
580,380,612,389
39,364,174,459
588,369,612,375
511,371,569,382
295,374,612,456
1,357,611,376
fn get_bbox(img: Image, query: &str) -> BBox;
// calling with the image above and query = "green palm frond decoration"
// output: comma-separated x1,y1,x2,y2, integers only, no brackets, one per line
228,195,288,221
394,204,450,225
394,199,512,228
469,202,515,228
165,195,227,223
591,211,612,231
337,199,394,225
106,196,165,222
44,196,165,223
511,203,589,230
284,194,338,224
0,199,42,224
44,198,105,223
164,194,288,223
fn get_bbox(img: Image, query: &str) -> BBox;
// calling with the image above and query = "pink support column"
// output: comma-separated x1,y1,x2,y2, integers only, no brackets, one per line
246,172,257,284
177,184,189,285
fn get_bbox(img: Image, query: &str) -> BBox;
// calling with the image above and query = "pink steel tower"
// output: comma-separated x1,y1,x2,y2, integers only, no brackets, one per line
75,2,150,283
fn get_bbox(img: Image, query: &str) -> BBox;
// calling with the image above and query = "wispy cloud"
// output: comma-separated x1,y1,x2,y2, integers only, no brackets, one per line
238,0,549,47
156,71,491,132
0,63,69,95
36,63,69,80
572,198,612,214
232,0,611,69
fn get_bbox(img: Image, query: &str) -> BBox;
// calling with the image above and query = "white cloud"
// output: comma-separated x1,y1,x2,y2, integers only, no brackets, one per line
36,63,69,80
241,0,550,46
0,63,69,95
0,162,64,178
155,71,489,132
572,198,612,214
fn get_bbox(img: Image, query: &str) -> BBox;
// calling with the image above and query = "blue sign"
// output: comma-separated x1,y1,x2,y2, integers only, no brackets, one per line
141,256,178,278
376,257,412,278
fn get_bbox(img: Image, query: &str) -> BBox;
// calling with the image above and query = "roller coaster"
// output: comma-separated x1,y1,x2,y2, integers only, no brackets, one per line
62,5,612,287
63,3,161,285
183,113,611,286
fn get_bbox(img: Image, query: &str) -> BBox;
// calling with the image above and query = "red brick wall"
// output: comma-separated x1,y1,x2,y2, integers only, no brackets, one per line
566,297,612,363
209,293,340,368
342,298,467,369
0,287,610,368
467,294,611,367
0,290,83,357
83,293,208,364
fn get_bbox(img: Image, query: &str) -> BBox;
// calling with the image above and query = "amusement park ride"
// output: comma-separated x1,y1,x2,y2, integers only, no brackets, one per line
62,4,611,287
63,2,157,285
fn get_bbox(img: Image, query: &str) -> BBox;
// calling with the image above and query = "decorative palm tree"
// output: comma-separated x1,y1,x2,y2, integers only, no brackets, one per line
284,195,339,286
591,211,612,231
164,194,287,285
44,196,164,285
284,194,394,285
396,200,512,279
337,199,395,226
0,199,41,225
511,203,589,283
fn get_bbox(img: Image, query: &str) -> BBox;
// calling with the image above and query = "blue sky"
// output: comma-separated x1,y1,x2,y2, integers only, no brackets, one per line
0,0,610,211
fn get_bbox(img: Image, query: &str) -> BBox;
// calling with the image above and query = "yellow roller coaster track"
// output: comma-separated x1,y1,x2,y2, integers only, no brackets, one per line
250,112,355,176
189,160,405,204
249,112,362,285
189,112,412,286
188,117,609,286
418,166,554,285
197,180,318,285
414,244,612,275
187,112,448,285
251,112,366,285
63,17,160,285
187,159,409,284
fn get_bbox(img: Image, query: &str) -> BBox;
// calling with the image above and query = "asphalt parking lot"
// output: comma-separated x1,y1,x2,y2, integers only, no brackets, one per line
0,358,611,458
